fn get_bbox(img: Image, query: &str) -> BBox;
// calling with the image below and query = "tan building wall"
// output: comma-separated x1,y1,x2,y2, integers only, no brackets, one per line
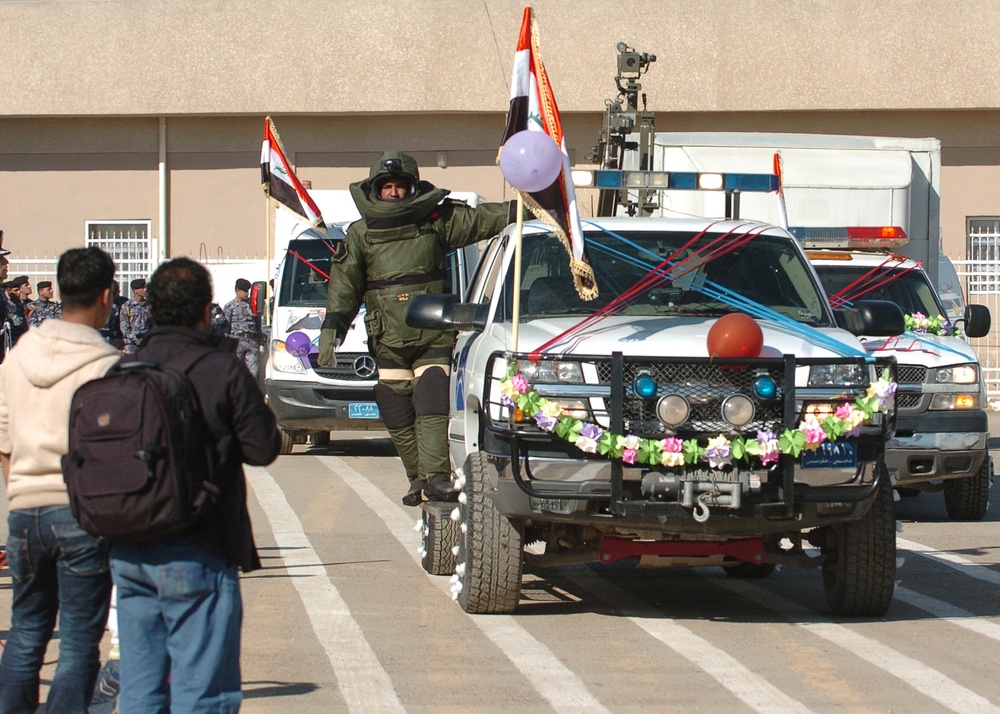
3,1,1000,269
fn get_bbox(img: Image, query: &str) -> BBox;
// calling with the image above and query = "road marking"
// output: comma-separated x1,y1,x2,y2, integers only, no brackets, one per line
564,567,814,714
896,586,1000,642
246,465,405,713
898,537,1000,586
317,456,611,714
714,577,1000,714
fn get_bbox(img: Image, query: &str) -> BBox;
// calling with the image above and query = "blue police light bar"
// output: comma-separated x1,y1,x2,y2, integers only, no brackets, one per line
575,170,779,192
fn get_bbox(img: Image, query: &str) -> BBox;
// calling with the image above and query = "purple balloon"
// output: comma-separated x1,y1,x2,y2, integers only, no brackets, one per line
499,130,563,193
285,330,311,357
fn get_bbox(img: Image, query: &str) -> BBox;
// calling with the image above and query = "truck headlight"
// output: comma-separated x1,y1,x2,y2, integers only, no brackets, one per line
271,340,307,374
933,364,978,384
808,364,866,387
930,393,980,410
516,359,583,383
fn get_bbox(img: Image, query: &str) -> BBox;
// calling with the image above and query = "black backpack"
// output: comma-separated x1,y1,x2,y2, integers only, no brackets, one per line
63,345,220,541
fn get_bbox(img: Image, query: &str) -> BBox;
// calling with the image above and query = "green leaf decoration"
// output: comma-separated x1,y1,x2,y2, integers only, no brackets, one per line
682,439,705,465
638,439,662,466
598,431,622,458
778,429,806,457
517,391,543,416
554,416,583,442
821,416,846,440
731,435,747,461
744,439,762,456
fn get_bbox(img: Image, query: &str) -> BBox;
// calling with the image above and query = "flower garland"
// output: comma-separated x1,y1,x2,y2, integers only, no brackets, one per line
499,363,896,469
904,312,959,336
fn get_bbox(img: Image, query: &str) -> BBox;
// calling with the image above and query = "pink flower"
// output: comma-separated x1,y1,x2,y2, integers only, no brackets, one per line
510,373,530,394
661,437,683,453
623,448,637,464
798,415,827,450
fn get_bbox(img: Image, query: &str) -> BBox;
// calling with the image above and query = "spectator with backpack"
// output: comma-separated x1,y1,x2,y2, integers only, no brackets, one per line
105,257,280,713
0,247,119,713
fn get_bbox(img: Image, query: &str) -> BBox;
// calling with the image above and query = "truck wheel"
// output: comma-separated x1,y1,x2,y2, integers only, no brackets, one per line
723,562,776,579
279,428,295,456
944,456,991,521
456,453,523,614
821,462,896,616
421,503,458,576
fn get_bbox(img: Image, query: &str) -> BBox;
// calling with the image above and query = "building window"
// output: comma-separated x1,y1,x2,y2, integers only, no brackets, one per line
86,221,154,291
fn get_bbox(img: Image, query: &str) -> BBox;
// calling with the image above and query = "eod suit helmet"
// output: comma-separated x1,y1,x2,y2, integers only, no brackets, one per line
369,151,420,202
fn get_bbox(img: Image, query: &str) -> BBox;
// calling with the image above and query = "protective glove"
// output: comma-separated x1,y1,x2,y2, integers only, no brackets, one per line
318,329,341,367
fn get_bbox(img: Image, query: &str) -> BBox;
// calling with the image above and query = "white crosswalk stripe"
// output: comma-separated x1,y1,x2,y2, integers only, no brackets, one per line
246,465,405,713
318,455,612,714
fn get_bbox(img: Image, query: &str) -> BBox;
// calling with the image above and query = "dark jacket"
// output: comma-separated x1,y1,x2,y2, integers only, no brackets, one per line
137,326,280,572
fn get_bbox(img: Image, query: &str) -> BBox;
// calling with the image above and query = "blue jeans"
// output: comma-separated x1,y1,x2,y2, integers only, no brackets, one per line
110,538,243,714
0,506,112,714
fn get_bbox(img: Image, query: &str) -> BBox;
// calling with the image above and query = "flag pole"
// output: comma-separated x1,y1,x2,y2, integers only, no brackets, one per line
510,190,525,354
265,196,272,326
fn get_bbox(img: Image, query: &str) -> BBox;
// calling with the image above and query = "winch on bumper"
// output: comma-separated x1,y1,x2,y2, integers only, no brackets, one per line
480,350,894,536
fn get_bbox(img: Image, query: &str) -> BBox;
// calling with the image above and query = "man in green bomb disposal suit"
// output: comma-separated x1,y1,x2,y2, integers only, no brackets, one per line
318,151,519,506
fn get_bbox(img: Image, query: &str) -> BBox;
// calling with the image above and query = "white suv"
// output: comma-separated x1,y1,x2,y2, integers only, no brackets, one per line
409,217,904,617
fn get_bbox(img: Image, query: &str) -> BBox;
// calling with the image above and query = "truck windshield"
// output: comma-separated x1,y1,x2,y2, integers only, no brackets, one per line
507,229,829,325
813,265,945,317
279,239,339,307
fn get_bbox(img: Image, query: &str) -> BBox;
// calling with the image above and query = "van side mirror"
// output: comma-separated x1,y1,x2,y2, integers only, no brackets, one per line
406,294,489,332
250,281,267,317
834,299,905,337
963,304,991,338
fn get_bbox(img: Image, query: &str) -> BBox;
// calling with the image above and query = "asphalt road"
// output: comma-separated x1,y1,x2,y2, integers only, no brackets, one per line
4,428,1000,712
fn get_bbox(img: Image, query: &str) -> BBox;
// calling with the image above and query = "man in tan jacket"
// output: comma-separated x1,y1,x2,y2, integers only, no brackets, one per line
0,246,119,713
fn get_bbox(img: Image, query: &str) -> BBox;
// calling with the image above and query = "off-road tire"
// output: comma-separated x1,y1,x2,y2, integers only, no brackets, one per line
821,462,896,616
723,562,776,579
279,428,295,456
421,503,458,576
944,456,991,521
457,453,523,614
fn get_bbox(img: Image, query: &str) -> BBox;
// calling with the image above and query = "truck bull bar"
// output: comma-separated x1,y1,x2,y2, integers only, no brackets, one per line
483,350,896,518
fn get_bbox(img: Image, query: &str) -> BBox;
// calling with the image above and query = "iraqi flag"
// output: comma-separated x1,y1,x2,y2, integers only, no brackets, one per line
500,6,597,300
261,117,326,233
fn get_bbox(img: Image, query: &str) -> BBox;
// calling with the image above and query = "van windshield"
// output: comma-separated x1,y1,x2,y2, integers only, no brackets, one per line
279,238,338,307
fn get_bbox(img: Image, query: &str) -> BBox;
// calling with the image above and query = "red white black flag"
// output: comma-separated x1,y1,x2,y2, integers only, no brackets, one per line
501,6,597,300
261,117,326,233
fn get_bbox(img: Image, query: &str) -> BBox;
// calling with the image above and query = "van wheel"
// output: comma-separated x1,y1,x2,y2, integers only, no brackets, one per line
421,503,458,576
456,453,523,613
821,462,896,616
944,456,991,521
279,429,295,456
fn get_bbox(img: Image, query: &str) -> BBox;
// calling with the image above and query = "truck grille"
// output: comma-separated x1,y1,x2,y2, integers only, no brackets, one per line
598,360,787,435
896,365,927,384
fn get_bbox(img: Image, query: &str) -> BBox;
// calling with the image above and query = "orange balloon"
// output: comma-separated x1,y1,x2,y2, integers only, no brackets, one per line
707,313,764,359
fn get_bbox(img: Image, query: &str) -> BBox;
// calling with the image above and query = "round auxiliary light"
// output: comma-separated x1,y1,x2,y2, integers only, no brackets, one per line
721,395,756,427
656,394,690,426
753,375,777,399
634,373,657,399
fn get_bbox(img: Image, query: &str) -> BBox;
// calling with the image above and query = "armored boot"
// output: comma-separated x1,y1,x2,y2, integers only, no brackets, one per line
415,414,456,501
374,381,422,506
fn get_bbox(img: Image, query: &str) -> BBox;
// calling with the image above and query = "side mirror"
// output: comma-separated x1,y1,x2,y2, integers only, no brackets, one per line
250,281,267,317
963,304,991,338
405,294,489,331
835,299,905,337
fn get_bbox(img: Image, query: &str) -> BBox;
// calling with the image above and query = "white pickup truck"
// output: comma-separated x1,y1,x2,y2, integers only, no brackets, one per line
409,205,905,617
808,248,992,519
